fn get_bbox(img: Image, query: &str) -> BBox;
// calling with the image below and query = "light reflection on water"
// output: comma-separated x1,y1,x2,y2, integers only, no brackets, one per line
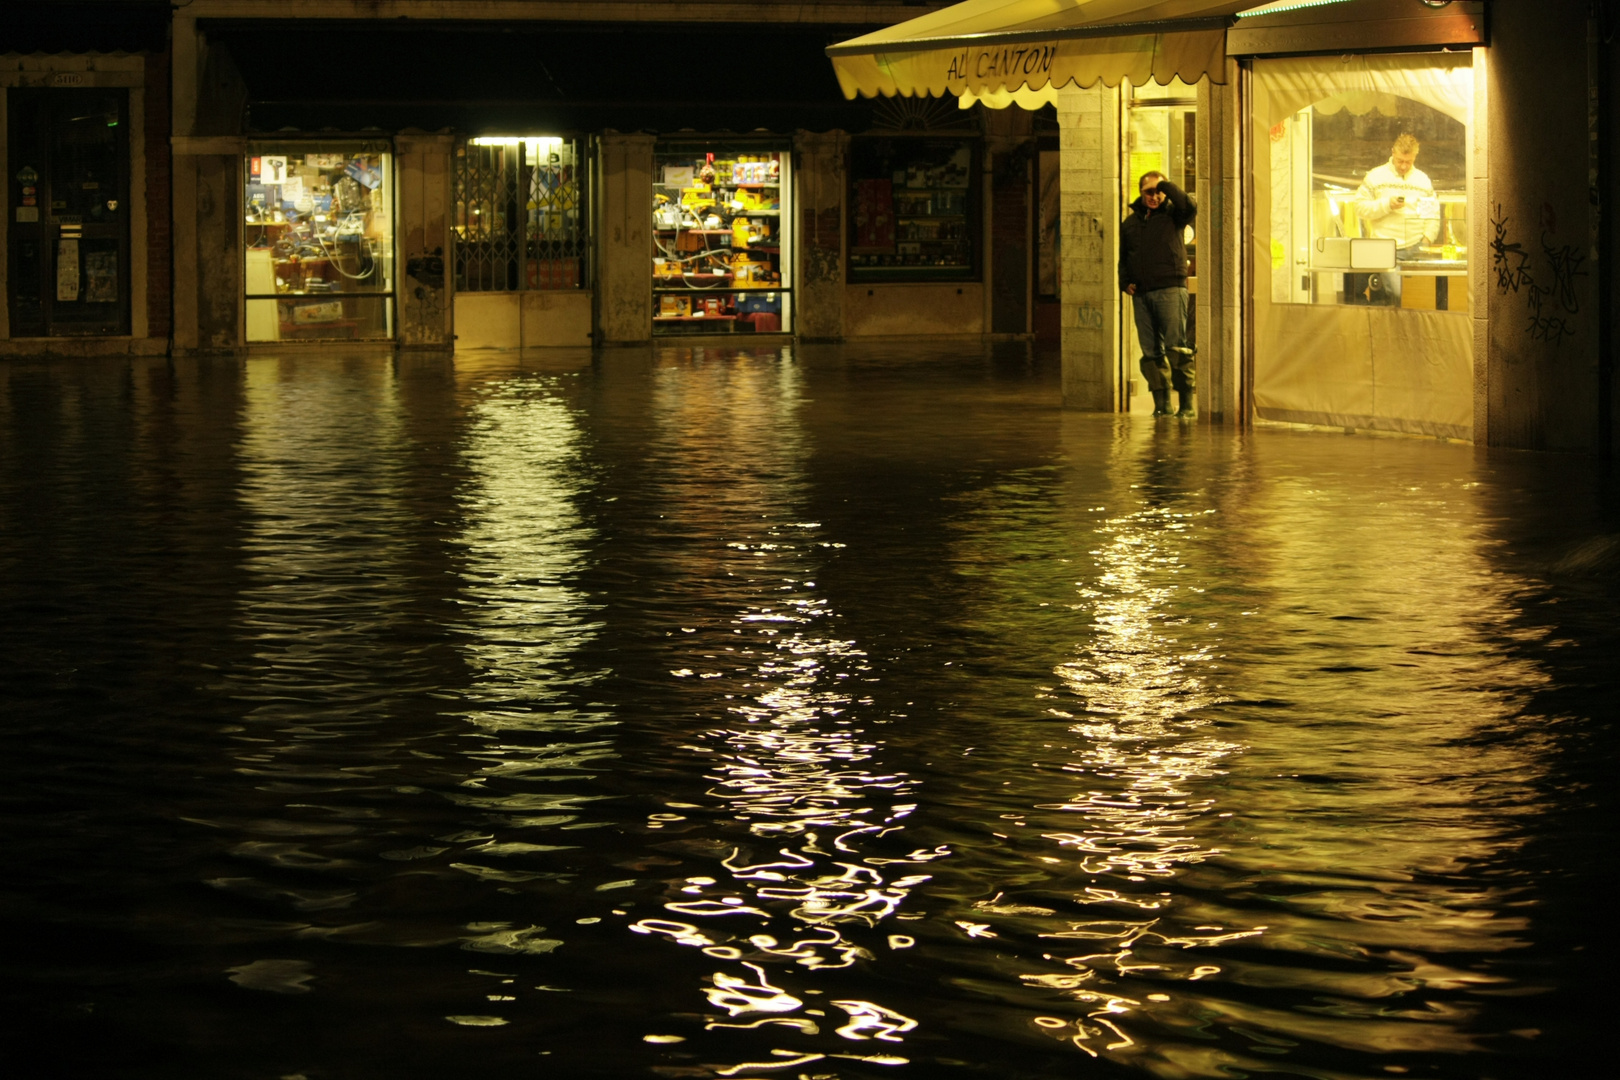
0,347,1611,1079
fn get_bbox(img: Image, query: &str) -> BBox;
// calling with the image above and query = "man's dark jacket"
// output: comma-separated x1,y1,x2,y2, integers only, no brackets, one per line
1119,180,1197,293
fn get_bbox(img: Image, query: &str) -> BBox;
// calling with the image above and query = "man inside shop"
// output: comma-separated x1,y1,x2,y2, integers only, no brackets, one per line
1354,133,1439,306
1120,170,1198,419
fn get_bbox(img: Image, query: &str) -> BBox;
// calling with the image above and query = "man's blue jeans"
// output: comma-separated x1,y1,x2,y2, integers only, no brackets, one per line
1371,244,1425,306
1132,286,1194,393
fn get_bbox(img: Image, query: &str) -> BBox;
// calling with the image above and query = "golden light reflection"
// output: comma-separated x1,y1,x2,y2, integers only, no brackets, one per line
444,371,615,898
979,426,1558,1076
628,350,928,1070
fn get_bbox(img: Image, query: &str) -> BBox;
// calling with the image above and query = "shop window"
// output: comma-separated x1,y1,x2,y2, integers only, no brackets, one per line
848,137,979,283
453,137,588,293
1262,61,1471,311
1250,54,1476,441
244,146,395,342
7,88,130,337
652,143,792,336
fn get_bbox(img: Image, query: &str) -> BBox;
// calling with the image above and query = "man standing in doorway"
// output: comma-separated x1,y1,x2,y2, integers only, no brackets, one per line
1120,170,1198,418
1354,133,1439,306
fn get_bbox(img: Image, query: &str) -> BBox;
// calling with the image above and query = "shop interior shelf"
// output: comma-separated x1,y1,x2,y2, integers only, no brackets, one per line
654,314,739,322
654,277,733,287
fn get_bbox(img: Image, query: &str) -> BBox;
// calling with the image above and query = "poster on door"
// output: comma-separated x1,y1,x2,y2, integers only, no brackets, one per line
84,250,118,304
57,238,80,302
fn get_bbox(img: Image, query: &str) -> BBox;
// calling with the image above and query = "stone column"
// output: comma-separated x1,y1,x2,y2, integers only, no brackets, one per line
596,132,655,345
792,130,847,342
1058,83,1122,410
395,133,453,350
1198,64,1242,423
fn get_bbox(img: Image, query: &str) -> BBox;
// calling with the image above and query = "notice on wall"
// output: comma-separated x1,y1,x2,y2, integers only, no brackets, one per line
57,238,80,302
280,175,304,203
84,250,118,303
16,207,39,222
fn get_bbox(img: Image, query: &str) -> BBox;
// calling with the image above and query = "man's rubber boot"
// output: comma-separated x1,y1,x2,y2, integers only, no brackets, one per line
1151,389,1171,416
1176,391,1197,419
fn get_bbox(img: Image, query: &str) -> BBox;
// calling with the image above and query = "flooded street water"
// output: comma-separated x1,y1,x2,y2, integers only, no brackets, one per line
0,345,1613,1080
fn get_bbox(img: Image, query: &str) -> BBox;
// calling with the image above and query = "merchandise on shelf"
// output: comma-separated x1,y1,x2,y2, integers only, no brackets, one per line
848,139,977,281
651,147,791,334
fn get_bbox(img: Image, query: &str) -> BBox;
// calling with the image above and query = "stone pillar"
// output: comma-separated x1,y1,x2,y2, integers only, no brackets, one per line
170,18,242,355
1472,44,1490,447
596,132,655,345
793,130,847,342
1057,83,1122,410
1198,64,1242,423
1483,0,1601,451
170,15,200,352
395,133,453,350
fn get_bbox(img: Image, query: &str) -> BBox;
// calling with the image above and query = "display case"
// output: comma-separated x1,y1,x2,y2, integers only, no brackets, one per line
848,137,978,282
1268,100,1468,311
651,143,793,336
243,145,394,342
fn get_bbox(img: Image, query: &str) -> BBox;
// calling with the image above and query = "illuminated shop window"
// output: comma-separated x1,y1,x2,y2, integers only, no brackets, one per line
1262,61,1471,311
651,142,793,336
454,136,589,293
243,145,395,342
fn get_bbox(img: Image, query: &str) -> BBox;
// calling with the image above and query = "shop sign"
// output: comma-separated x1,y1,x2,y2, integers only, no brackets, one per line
50,72,86,87
943,43,1057,86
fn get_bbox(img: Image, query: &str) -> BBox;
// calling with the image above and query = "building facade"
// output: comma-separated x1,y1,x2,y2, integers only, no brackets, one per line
2,0,1616,456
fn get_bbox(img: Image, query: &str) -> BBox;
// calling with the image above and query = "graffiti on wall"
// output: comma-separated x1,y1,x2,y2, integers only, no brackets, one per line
1490,202,1587,347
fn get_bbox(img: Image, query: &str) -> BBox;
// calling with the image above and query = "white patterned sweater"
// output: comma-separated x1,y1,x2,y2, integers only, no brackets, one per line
1353,160,1440,249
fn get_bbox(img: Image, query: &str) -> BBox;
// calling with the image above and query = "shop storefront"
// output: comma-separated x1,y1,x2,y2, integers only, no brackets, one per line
848,137,979,282
1242,50,1476,440
243,143,394,343
652,142,792,337
451,136,591,349
7,87,132,338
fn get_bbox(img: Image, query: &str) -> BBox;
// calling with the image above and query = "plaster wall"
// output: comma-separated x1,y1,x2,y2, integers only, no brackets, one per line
194,153,242,353
523,289,592,347
453,292,521,350
1483,0,1601,451
843,283,985,337
597,134,654,345
793,130,847,342
396,133,452,350
1058,82,1121,411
